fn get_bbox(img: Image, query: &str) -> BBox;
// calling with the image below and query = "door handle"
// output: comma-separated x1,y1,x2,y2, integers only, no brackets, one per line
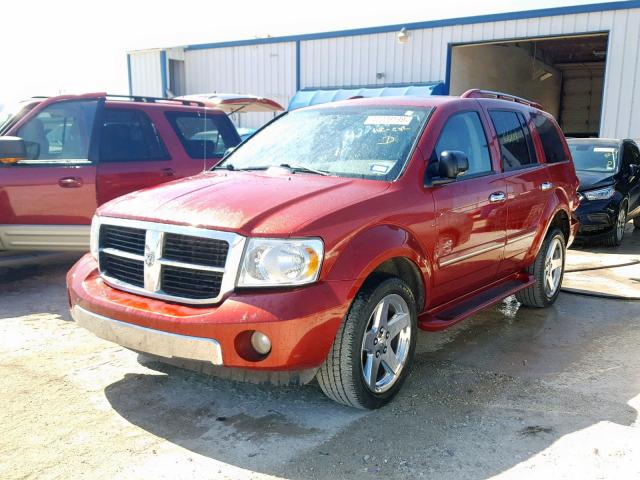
541,182,553,191
161,168,175,177
489,192,506,203
58,177,83,188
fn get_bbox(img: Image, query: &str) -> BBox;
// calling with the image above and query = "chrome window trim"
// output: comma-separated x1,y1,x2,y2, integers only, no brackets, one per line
96,216,246,305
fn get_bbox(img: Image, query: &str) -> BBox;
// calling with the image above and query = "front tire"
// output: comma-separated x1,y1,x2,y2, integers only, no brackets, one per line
516,228,566,308
603,202,627,247
317,277,417,409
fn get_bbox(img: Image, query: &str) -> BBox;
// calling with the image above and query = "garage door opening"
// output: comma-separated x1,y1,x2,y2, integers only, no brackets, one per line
449,33,608,137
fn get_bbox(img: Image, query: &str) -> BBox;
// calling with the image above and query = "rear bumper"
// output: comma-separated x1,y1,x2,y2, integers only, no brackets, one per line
67,254,353,370
0,224,89,251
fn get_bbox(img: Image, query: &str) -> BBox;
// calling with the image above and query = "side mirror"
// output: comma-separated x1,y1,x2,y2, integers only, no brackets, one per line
223,147,236,158
0,136,27,164
630,164,639,177
429,150,469,185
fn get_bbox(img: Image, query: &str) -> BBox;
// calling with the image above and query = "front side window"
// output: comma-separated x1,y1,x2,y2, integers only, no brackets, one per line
219,106,432,181
568,142,619,173
433,111,492,177
489,110,538,171
166,111,239,159
16,100,98,164
100,108,169,162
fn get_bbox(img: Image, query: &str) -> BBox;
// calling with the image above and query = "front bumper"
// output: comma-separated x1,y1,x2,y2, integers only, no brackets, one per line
70,305,223,365
67,254,353,370
575,197,620,236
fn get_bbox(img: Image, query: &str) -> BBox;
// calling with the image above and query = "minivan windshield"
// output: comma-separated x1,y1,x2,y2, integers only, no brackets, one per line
568,142,619,173
217,106,431,181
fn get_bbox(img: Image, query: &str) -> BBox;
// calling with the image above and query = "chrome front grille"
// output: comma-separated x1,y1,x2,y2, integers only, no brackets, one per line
96,217,246,305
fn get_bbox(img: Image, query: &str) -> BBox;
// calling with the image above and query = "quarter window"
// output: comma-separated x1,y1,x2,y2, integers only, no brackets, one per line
532,113,567,164
489,110,538,170
433,111,492,177
100,109,169,162
17,100,98,164
165,112,239,159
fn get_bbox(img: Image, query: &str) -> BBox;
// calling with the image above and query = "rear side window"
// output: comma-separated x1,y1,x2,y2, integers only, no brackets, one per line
165,111,239,159
532,114,567,164
489,110,538,171
100,108,169,162
434,111,492,177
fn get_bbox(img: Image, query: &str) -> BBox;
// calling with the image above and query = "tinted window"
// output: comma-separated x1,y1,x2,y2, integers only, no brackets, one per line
434,111,492,177
532,114,567,164
166,112,239,159
489,110,537,170
99,109,168,162
218,107,431,181
625,143,640,166
17,100,98,163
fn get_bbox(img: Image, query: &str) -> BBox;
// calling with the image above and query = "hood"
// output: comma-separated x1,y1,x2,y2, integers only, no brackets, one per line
576,170,617,192
99,170,390,236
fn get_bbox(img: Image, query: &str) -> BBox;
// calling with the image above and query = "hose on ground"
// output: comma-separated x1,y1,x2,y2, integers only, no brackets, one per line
560,259,640,300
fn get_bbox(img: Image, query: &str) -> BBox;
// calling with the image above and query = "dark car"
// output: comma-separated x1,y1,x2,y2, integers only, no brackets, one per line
568,138,640,246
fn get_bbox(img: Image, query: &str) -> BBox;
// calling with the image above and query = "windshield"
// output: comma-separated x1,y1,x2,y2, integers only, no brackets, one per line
569,142,619,173
219,106,431,181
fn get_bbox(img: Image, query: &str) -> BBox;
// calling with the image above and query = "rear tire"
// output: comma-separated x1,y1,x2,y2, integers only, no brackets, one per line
316,277,417,409
603,201,627,247
516,228,566,308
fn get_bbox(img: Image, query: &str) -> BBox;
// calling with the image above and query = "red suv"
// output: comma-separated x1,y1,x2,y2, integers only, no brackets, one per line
67,90,580,409
0,93,240,252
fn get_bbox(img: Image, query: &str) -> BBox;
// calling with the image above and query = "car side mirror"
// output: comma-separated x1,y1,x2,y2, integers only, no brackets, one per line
0,136,27,164
428,150,469,185
630,164,639,177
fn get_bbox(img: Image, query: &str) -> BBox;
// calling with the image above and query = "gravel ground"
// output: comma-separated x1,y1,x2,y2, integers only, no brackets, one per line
1,229,639,480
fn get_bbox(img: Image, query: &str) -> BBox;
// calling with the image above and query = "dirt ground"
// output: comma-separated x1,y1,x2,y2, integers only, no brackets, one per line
1,228,639,480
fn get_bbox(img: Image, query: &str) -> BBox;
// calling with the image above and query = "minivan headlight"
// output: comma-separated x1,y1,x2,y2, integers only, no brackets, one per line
90,215,100,260
237,238,323,287
583,186,615,201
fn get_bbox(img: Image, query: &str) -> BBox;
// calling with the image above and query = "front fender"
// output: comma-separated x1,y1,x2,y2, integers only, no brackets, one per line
324,224,432,302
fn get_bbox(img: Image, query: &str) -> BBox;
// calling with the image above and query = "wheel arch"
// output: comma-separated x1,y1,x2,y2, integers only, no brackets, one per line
325,224,431,313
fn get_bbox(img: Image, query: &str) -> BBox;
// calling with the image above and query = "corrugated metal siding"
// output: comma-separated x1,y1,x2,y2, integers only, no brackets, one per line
129,50,163,97
129,5,640,137
299,7,640,138
184,42,296,129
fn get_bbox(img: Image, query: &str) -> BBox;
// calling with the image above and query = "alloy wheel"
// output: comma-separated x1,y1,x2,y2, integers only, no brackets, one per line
543,237,564,297
361,294,412,394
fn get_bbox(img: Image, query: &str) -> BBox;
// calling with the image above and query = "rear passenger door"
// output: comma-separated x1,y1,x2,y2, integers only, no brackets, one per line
623,142,640,212
488,110,550,274
430,110,507,305
96,106,177,205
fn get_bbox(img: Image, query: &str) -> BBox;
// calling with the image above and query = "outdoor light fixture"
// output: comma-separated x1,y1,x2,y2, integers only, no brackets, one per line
397,28,409,44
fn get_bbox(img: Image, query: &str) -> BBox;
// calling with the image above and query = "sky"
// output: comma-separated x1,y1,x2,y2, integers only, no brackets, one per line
0,0,615,103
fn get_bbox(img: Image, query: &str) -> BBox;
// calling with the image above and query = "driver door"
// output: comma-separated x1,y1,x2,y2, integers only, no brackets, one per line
0,99,99,225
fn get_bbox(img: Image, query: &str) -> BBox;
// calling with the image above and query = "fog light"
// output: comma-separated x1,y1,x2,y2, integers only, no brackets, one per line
250,331,272,355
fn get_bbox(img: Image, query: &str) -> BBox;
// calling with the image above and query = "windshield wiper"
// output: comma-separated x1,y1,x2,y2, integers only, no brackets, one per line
279,164,331,176
212,164,269,172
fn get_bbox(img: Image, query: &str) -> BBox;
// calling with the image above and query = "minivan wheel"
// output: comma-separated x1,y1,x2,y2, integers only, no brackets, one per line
317,277,417,409
515,227,566,308
603,202,627,247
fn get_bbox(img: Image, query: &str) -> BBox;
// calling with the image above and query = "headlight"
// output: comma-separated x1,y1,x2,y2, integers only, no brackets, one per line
237,238,323,287
583,186,615,201
89,215,100,260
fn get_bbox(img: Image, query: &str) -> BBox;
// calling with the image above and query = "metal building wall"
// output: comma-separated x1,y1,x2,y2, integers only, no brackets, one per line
183,42,296,128
299,7,640,138
129,50,163,97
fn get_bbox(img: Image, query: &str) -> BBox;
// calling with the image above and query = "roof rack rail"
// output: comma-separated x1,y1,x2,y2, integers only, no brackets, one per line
105,94,206,107
461,89,543,110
